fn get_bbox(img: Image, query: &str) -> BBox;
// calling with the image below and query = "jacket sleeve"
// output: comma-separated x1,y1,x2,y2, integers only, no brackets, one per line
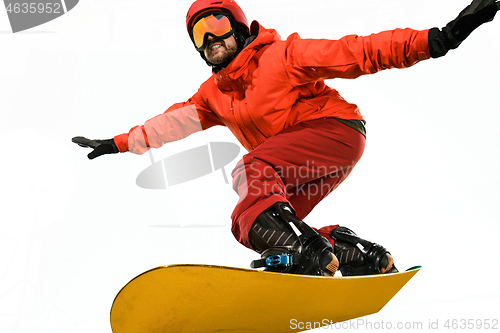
113,92,225,154
284,28,430,85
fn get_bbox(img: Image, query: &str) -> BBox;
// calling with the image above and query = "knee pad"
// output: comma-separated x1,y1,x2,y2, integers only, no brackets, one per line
250,203,338,276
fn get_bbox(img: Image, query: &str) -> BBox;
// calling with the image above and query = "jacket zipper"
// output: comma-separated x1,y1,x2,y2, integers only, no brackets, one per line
232,86,267,150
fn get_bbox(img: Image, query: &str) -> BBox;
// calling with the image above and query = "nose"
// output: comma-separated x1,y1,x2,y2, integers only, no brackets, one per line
204,34,213,47
206,35,217,45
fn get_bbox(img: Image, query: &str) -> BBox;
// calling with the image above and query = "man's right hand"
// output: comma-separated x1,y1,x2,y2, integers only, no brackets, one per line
72,137,119,160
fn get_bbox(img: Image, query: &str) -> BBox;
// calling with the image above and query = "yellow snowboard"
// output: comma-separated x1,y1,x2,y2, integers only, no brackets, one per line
110,265,420,333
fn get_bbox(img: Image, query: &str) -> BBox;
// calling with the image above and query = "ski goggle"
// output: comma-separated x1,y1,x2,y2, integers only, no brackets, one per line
192,12,234,51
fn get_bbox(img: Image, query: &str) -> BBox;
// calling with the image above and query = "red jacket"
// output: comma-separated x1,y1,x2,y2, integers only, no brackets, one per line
114,22,430,153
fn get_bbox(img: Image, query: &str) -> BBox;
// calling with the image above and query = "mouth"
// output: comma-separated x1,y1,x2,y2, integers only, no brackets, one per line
208,40,225,52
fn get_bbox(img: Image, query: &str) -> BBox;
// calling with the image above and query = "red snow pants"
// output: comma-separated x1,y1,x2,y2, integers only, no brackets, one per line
230,118,366,249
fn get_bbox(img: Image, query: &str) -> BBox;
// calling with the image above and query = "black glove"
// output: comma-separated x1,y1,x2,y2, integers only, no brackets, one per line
429,0,499,58
72,136,119,160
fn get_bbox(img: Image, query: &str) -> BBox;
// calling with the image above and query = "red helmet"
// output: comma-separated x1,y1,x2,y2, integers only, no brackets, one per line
186,0,249,42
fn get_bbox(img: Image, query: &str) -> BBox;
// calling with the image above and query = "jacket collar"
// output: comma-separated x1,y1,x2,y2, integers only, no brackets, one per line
213,22,280,87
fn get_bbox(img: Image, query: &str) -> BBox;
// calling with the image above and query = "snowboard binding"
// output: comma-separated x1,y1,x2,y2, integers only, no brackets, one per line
249,203,338,276
330,226,398,276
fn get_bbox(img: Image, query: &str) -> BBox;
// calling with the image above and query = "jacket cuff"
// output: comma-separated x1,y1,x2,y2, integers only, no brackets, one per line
113,133,129,153
416,29,432,61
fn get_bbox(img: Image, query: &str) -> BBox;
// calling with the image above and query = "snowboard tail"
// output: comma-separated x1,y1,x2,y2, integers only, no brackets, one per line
110,265,420,333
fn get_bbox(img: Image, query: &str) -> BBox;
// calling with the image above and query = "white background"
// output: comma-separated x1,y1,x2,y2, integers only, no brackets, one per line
1,0,499,332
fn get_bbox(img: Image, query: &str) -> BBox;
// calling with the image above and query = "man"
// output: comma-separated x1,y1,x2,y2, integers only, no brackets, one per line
73,0,499,276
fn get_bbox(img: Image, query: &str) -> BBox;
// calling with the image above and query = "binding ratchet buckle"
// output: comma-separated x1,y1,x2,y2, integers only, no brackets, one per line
251,253,293,269
266,254,293,267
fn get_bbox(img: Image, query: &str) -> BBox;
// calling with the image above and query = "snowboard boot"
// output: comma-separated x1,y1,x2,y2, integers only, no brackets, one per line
329,226,398,276
249,202,339,276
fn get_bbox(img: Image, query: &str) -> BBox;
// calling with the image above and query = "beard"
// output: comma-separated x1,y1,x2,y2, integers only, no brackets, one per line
204,37,239,66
